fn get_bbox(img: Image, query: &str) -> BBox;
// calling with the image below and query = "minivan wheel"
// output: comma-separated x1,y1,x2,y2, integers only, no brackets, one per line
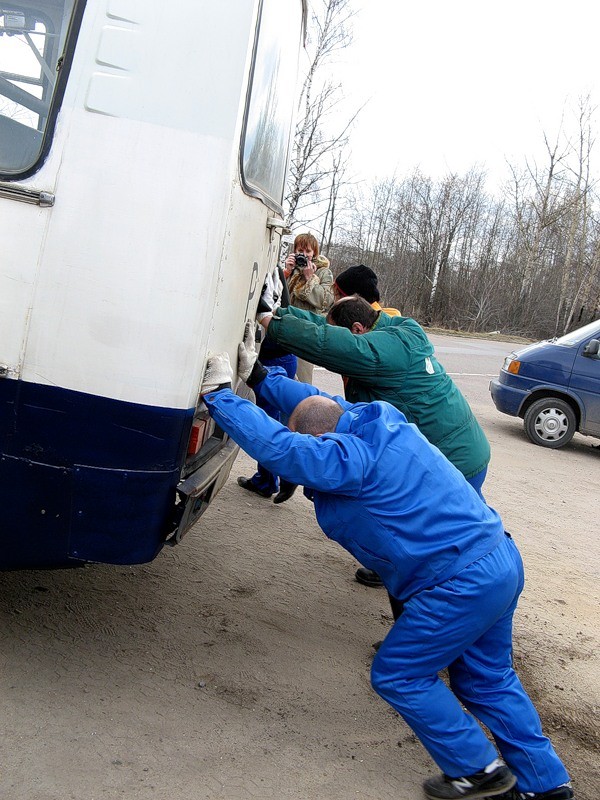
523,397,577,448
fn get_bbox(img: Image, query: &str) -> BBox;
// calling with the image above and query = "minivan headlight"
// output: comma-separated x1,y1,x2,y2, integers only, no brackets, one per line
503,357,521,374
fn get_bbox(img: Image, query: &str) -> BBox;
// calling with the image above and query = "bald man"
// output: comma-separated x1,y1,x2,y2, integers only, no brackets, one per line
199,332,573,800
259,294,491,594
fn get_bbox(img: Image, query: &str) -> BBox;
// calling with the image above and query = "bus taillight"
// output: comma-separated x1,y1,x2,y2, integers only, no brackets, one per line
187,420,208,456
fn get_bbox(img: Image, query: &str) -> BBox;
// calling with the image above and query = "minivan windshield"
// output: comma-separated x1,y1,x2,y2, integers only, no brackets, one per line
555,319,600,346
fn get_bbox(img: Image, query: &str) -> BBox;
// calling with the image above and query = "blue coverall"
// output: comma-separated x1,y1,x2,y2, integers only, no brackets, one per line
203,369,570,792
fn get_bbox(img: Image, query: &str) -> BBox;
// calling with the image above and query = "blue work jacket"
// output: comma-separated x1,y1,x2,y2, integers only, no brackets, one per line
204,370,505,601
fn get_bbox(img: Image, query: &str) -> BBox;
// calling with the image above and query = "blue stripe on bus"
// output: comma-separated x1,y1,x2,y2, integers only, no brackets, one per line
0,378,193,569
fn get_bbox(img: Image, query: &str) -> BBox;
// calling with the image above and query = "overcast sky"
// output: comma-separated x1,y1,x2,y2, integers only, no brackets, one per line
335,0,599,191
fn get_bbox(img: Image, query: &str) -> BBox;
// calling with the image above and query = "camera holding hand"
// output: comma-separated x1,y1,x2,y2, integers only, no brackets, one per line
294,253,308,271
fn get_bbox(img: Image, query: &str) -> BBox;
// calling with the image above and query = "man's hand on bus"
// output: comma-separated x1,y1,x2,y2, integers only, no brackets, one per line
238,321,268,388
238,321,258,380
200,352,233,395
257,266,283,322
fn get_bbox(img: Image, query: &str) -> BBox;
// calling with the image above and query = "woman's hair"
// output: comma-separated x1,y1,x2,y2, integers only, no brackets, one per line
293,232,319,258
327,295,379,330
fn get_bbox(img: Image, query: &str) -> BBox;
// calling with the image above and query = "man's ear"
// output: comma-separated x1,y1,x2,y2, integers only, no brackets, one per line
351,322,365,335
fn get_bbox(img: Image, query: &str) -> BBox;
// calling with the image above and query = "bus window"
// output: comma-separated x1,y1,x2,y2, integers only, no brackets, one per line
241,0,302,212
0,0,77,175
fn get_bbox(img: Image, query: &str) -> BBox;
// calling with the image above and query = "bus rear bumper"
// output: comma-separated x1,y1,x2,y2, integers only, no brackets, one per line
171,436,240,544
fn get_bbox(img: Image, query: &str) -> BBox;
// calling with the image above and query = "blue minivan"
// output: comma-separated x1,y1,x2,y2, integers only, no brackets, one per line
490,319,600,448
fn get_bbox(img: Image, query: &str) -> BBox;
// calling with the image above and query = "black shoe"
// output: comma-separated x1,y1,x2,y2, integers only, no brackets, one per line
237,476,273,498
424,761,516,800
273,480,298,504
521,787,574,800
355,567,384,587
490,786,574,800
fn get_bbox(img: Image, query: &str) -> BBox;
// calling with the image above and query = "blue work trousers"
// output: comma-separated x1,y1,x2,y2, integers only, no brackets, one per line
467,466,487,500
371,535,570,793
249,354,297,495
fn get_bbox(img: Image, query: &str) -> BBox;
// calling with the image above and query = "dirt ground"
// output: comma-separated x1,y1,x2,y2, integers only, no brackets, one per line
0,336,598,800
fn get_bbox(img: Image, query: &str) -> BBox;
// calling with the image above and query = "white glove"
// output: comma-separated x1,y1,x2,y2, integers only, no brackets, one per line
238,321,259,382
200,352,233,394
272,268,283,311
257,266,283,322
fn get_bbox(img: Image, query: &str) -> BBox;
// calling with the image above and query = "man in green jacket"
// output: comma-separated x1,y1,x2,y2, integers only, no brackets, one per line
259,295,491,602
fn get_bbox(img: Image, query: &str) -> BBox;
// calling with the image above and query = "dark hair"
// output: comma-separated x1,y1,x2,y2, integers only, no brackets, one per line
327,295,379,330
335,264,380,303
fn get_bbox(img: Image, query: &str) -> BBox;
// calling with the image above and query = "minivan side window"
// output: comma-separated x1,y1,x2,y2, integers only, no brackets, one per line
0,1,78,176
241,0,302,212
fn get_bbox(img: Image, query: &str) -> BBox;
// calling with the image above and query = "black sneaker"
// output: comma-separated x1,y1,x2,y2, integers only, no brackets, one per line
423,761,516,800
490,785,574,800
355,567,383,587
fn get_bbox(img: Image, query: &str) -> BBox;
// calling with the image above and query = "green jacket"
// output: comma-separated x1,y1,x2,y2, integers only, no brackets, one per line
267,307,490,478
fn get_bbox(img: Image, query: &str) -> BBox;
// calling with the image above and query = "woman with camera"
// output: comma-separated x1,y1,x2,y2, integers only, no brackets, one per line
283,232,334,384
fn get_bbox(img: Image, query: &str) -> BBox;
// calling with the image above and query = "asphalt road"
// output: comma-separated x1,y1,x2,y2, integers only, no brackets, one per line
313,332,513,407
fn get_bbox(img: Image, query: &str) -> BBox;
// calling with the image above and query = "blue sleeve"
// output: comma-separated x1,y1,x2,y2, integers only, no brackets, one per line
203,389,363,494
253,367,352,416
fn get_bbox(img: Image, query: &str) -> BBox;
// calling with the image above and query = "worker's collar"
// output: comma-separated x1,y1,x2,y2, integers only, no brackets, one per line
369,310,383,332
334,408,357,435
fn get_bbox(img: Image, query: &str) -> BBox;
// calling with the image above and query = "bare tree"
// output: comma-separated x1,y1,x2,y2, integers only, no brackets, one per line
285,0,361,230
507,129,575,327
319,149,354,251
556,96,597,334
329,99,600,338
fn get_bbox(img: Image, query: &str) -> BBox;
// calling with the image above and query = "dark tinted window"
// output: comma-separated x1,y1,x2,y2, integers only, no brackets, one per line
0,1,77,174
242,0,302,210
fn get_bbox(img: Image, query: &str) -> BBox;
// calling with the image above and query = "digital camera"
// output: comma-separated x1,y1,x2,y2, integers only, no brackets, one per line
294,253,308,269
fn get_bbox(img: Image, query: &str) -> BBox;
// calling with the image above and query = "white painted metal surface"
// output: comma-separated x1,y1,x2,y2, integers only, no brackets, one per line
0,0,302,409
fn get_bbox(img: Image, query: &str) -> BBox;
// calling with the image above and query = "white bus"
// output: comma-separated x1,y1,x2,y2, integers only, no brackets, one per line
0,0,306,568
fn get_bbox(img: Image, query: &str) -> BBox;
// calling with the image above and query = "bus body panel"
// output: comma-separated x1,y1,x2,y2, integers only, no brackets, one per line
6,0,263,409
0,0,305,568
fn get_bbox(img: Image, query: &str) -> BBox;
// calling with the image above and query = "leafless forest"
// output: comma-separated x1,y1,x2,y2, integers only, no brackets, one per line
288,1,600,339
327,136,600,338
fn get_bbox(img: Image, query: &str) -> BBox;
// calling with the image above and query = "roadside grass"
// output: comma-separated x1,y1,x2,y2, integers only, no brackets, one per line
426,326,534,344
